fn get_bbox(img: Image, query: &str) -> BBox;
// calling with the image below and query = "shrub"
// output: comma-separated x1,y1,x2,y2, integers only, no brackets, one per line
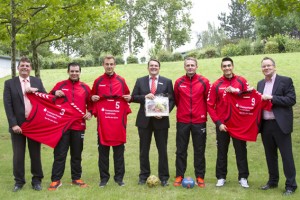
251,40,265,55
221,44,240,56
264,41,279,54
115,55,125,65
126,55,139,64
238,39,252,55
157,50,173,62
185,50,198,59
268,34,289,52
204,46,218,58
72,58,86,67
285,38,300,52
172,52,183,61
140,56,146,63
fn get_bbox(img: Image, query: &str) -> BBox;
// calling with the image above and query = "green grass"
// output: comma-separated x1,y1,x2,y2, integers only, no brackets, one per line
0,53,299,200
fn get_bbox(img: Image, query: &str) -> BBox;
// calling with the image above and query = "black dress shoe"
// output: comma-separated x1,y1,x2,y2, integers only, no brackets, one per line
115,180,125,186
138,179,146,185
13,185,23,192
260,184,278,190
161,180,169,187
283,189,295,196
32,183,42,191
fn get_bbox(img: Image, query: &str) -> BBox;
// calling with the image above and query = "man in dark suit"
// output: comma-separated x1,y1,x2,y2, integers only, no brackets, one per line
131,59,175,186
3,56,46,192
257,57,297,196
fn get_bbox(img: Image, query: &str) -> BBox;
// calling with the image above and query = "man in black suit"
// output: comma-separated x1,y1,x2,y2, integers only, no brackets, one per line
3,56,46,192
131,59,175,186
257,57,297,196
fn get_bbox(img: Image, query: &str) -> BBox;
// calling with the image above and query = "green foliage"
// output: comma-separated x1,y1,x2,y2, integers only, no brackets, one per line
116,55,125,65
157,50,173,62
140,56,146,63
126,55,139,64
172,52,183,61
264,41,279,54
251,40,265,55
204,46,219,58
221,43,241,56
268,34,289,52
185,50,199,59
238,39,252,55
285,38,300,52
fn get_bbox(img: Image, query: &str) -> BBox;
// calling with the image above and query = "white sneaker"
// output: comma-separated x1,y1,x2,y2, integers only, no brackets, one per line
239,178,249,188
216,179,226,187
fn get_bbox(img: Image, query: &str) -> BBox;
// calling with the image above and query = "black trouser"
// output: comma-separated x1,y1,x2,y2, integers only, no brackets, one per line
215,127,249,180
261,120,297,191
11,133,43,186
98,141,125,182
51,130,84,181
175,122,206,178
138,127,169,181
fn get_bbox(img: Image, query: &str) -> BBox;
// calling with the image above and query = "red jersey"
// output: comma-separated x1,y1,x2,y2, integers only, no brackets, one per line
93,98,131,146
174,74,210,123
91,73,130,98
207,74,249,128
21,93,85,148
49,79,91,131
223,90,272,141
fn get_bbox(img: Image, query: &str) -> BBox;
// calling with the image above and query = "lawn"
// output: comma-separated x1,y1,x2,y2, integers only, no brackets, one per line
0,53,299,200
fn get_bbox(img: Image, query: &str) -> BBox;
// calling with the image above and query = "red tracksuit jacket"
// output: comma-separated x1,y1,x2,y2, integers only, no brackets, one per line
174,74,210,123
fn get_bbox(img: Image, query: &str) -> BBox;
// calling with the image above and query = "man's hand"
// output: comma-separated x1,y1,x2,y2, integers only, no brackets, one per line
91,95,100,102
55,90,65,97
262,94,272,100
123,95,131,102
225,86,240,93
145,93,155,100
219,124,227,132
25,87,38,93
12,125,22,134
83,112,92,120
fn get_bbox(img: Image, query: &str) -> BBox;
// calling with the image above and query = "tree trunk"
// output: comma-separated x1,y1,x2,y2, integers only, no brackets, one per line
10,0,16,78
31,41,40,78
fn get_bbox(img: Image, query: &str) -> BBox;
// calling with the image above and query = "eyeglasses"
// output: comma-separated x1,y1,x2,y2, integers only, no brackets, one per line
261,64,273,68
222,64,232,68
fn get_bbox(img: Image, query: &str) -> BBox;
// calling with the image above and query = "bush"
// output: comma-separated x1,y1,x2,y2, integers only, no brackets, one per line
264,41,279,54
157,50,173,62
140,56,146,63
185,50,198,59
238,39,252,55
126,55,139,64
251,40,265,55
268,34,289,52
204,46,218,58
285,38,300,52
172,52,183,61
73,58,86,67
221,44,240,56
115,55,125,65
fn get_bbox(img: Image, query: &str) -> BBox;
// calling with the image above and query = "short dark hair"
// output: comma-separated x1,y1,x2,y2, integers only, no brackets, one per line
261,57,276,66
68,62,81,72
18,56,31,67
147,59,160,68
102,55,116,65
221,57,234,67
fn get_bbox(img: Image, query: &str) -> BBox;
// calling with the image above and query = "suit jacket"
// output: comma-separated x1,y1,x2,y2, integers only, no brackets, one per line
3,76,46,133
257,74,296,134
131,75,175,129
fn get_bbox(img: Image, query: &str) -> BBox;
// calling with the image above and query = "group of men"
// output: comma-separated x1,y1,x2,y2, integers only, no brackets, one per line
3,55,297,196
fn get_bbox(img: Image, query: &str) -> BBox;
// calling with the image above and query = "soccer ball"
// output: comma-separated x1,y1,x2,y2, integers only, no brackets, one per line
146,175,160,187
182,177,195,189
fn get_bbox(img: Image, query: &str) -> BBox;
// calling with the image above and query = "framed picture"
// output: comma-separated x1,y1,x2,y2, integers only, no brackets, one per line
145,96,169,117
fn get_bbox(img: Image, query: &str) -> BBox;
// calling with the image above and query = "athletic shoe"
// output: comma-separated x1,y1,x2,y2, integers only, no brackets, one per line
173,176,183,186
72,179,88,188
196,177,205,188
216,179,226,187
239,178,249,188
48,180,62,191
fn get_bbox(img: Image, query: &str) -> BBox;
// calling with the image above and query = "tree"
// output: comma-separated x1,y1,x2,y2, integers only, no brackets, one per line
196,22,228,49
0,0,123,78
147,0,193,52
218,0,255,40
111,0,148,54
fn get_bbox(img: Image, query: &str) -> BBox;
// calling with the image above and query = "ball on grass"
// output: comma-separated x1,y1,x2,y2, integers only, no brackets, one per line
146,175,160,187
182,177,195,189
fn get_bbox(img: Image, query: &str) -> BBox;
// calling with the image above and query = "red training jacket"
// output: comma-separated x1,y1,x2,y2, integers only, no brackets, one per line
174,74,210,123
207,74,249,128
50,79,92,131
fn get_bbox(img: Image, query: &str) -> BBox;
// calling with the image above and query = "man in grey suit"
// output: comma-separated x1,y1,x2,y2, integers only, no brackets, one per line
257,57,297,196
3,56,46,192
131,59,175,186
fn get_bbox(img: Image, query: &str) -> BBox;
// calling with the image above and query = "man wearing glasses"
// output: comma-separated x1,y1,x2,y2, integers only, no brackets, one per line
207,57,251,188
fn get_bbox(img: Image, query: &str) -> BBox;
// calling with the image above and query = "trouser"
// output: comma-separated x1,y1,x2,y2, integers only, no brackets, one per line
261,120,297,191
51,130,84,181
11,132,43,186
175,122,207,178
138,126,169,181
98,141,125,182
215,127,249,180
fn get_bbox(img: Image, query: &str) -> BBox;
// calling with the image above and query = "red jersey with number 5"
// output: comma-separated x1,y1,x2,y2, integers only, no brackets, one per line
223,90,272,141
93,98,131,146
